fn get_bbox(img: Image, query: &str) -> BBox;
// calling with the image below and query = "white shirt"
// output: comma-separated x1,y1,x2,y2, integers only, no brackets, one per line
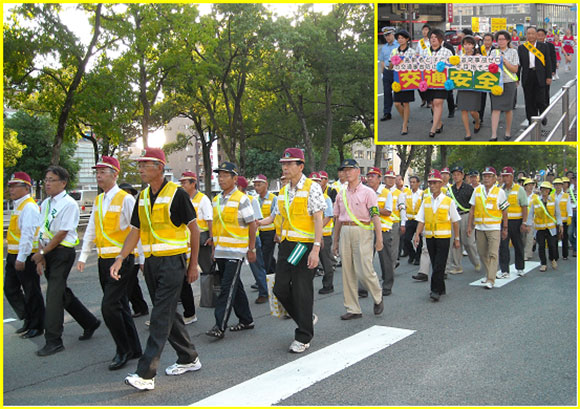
249,196,263,220
529,41,537,69
79,185,137,263
526,195,562,236
375,186,393,214
12,194,40,262
192,191,213,222
469,185,508,231
389,185,407,225
415,192,461,224
38,190,79,247
554,191,573,222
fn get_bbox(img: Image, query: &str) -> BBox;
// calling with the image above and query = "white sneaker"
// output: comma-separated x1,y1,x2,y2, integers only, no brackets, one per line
145,320,150,327
289,340,310,353
496,273,504,279
539,265,547,272
480,277,488,283
165,357,202,376
551,260,558,269
183,314,198,325
554,73,560,80
517,270,525,277
312,314,318,326
462,250,468,256
125,373,154,391
484,282,493,289
502,272,510,279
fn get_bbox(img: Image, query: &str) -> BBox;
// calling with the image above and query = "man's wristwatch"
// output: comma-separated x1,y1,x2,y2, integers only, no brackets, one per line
313,242,321,247
249,248,257,253
39,249,45,255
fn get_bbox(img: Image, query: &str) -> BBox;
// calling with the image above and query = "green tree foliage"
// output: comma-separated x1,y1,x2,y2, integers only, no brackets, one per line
3,126,25,168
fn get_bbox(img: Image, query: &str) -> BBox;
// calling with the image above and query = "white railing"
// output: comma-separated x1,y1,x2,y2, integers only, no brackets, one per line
516,77,577,142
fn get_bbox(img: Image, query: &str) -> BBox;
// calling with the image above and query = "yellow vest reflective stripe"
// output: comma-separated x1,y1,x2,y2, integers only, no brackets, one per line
423,195,453,238
94,190,132,258
506,184,523,220
138,182,189,257
533,197,557,229
191,191,210,232
389,188,402,223
322,192,334,236
212,190,249,249
7,197,39,254
377,188,392,231
278,178,316,243
557,192,571,224
474,185,503,225
259,192,276,231
494,49,519,81
405,189,423,220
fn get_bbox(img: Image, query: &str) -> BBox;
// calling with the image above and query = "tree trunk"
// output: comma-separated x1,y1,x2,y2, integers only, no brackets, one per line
424,145,433,188
50,4,102,165
397,145,417,178
320,80,333,171
374,144,383,168
440,146,448,169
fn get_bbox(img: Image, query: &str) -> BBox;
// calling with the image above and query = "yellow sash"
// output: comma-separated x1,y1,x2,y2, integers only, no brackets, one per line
480,45,487,56
419,38,427,50
523,42,545,66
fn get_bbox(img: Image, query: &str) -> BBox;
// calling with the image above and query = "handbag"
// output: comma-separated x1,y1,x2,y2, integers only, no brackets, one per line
266,273,288,318
199,262,221,308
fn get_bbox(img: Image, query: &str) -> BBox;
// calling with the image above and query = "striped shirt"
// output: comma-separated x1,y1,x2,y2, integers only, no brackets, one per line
214,187,256,260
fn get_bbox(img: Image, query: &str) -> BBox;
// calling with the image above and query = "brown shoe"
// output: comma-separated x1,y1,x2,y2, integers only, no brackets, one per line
255,296,268,304
340,312,362,320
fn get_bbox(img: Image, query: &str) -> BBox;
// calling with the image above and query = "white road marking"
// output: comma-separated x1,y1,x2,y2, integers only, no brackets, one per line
4,318,17,323
191,325,415,407
470,261,541,288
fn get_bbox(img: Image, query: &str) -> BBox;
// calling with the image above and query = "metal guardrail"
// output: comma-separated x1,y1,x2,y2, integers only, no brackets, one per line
515,77,578,142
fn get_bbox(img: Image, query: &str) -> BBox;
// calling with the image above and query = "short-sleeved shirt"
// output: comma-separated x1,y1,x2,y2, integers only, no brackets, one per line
334,182,378,223
493,48,520,83
38,190,80,247
501,183,529,207
274,174,326,216
12,194,40,262
130,179,196,229
469,185,509,231
379,40,400,67
449,182,474,213
416,193,461,224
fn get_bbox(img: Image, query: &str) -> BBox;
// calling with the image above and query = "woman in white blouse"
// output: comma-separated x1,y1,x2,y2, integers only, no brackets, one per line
390,30,416,135
426,29,453,138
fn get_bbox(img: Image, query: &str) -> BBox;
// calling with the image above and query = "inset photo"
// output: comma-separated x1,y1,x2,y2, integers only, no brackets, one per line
377,3,577,142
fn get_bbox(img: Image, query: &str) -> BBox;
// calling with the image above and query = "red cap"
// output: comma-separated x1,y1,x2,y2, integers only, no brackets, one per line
280,148,305,163
136,148,166,165
428,169,443,182
441,167,450,174
367,167,382,177
319,170,329,179
92,156,120,172
237,176,249,189
309,172,321,181
501,166,514,176
179,171,197,181
253,174,268,184
482,166,497,176
384,170,396,178
8,172,32,186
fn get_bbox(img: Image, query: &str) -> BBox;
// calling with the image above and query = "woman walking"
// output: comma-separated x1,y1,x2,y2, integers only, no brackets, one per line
426,29,453,138
490,30,520,141
562,29,576,72
457,36,481,141
390,30,416,135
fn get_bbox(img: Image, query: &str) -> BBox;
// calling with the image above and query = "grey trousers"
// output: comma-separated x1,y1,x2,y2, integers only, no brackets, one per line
446,213,480,272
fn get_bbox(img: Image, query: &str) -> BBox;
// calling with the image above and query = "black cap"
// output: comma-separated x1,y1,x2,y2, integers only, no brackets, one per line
119,183,138,196
338,158,359,171
450,165,464,174
468,170,479,176
395,29,411,40
213,162,239,176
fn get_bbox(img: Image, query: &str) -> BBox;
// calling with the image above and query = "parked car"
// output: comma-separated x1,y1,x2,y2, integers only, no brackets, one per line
69,189,98,215
445,30,461,46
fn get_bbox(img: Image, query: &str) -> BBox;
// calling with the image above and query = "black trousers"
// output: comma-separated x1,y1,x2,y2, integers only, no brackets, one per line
404,220,422,263
561,222,569,258
98,256,142,356
214,258,253,331
137,254,198,379
4,253,45,330
180,276,196,318
274,240,315,344
127,263,149,315
44,247,99,346
426,238,450,296
536,229,558,265
499,218,525,273
377,230,394,291
447,90,455,112
259,230,277,274
523,72,547,122
479,92,487,121
320,235,335,289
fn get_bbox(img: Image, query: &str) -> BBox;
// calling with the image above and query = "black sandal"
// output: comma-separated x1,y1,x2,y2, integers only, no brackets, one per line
490,137,498,142
429,132,436,138
229,322,255,331
436,124,444,133
206,326,224,339
464,135,472,141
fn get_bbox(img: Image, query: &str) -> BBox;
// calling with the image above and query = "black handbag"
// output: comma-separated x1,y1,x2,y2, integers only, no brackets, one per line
199,262,221,308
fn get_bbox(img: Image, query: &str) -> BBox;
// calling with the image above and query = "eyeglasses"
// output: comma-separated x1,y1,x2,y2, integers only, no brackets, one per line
44,178,62,183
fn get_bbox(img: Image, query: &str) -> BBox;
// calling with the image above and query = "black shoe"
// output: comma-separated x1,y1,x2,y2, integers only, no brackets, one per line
374,300,384,315
255,295,268,304
109,353,130,371
250,284,259,290
206,326,225,339
79,319,101,341
429,132,436,138
401,129,408,135
128,351,142,360
341,312,363,320
21,329,43,339
413,259,420,265
358,290,368,298
503,135,512,141
542,118,547,126
36,343,65,357
382,289,392,296
15,320,30,334
412,273,428,281
318,287,334,295
430,292,440,301
132,310,149,318
420,100,427,107
448,111,455,118
380,114,392,121
444,273,448,279
436,124,444,133
408,258,414,264
395,261,400,269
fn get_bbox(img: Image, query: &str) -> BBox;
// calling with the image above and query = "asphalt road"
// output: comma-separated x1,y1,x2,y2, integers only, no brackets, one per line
3,243,577,406
377,47,578,142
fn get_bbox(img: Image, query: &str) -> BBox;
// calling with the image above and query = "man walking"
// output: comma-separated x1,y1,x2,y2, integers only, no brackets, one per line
253,174,278,275
379,27,399,121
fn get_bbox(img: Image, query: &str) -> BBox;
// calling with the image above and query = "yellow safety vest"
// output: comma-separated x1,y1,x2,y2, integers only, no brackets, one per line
7,197,39,254
533,196,557,230
322,192,334,237
377,187,392,232
473,185,503,225
259,192,276,232
423,195,453,238
405,189,423,220
389,188,402,224
94,190,132,258
138,182,189,257
212,190,249,250
557,192,571,224
278,178,316,243
505,184,523,220
191,191,210,232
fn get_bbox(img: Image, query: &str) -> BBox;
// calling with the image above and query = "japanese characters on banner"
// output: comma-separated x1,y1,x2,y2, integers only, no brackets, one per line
391,55,505,95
